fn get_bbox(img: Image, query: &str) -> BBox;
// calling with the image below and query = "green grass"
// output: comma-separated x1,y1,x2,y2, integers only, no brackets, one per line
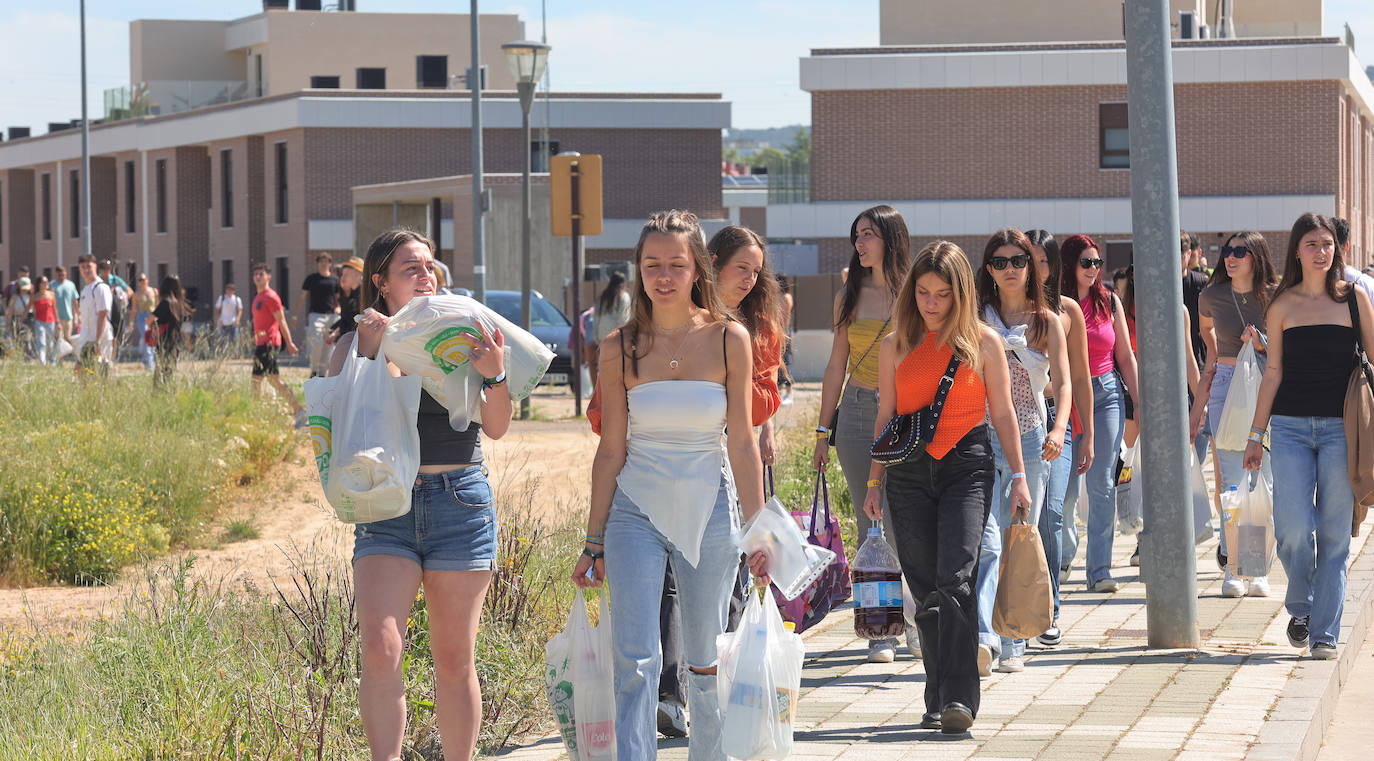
0,358,293,584
223,519,260,543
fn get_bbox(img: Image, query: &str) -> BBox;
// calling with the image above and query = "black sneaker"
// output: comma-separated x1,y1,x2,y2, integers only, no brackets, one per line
1286,616,1310,649
1216,545,1227,571
920,712,941,730
1310,642,1337,660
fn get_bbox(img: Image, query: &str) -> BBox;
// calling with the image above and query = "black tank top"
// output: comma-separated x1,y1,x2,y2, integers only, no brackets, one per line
417,389,482,466
1272,325,1355,418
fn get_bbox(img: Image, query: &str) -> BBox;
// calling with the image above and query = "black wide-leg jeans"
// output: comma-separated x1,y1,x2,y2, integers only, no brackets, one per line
884,424,993,717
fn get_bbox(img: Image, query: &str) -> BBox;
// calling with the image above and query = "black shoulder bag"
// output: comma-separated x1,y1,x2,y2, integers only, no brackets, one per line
869,353,962,465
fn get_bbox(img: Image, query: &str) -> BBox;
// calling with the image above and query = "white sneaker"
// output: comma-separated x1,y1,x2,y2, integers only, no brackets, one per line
867,639,896,663
997,655,1025,673
977,644,995,677
1246,576,1271,597
1221,572,1245,598
905,624,922,659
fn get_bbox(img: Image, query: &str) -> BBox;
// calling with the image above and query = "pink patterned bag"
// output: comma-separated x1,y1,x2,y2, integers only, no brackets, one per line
771,469,851,633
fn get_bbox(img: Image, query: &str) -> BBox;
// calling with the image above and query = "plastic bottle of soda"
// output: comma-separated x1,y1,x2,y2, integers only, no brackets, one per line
851,526,905,639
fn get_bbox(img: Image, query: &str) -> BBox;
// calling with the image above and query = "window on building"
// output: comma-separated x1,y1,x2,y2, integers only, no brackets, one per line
416,55,448,88
356,67,386,89
124,160,135,234
41,173,52,240
222,259,234,293
531,139,560,173
310,75,340,89
69,169,80,239
220,149,233,228
157,261,168,285
276,256,290,309
155,159,167,233
275,142,288,224
1099,102,1129,169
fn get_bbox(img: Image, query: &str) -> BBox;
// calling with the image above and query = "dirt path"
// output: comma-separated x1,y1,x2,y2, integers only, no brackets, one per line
0,384,818,633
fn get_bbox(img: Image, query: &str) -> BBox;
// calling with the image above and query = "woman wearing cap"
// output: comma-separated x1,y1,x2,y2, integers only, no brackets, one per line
327,256,365,347
7,277,33,351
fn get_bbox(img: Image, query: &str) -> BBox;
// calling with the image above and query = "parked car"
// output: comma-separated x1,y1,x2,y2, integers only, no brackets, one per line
480,290,574,385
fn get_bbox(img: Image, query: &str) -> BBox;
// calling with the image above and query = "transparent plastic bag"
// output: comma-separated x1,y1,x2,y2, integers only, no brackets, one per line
1215,343,1262,450
1235,462,1276,578
740,495,835,601
571,591,616,760
1116,443,1143,535
717,591,804,759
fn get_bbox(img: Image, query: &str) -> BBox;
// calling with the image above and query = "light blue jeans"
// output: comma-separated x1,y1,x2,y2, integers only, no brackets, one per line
1085,373,1126,587
1269,415,1354,646
1040,415,1079,619
134,310,154,369
33,320,55,365
977,423,1048,658
605,477,739,761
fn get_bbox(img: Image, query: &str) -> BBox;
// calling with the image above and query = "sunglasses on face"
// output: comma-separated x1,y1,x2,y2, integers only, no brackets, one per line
989,254,1031,270
1080,258,1104,269
1220,245,1250,259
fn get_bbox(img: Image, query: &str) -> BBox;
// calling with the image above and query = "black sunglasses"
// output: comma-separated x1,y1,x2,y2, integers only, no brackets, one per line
1079,257,1104,269
989,254,1031,270
1221,245,1250,259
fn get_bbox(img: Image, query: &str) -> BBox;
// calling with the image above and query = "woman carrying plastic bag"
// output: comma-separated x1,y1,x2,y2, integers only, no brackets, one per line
327,228,513,761
716,590,805,760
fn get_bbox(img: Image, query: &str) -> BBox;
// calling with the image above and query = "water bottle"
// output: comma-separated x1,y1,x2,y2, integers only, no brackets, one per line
851,526,905,639
1220,485,1241,575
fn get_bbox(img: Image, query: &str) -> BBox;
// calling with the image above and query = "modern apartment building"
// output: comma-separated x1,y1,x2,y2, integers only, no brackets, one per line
0,5,728,319
771,0,1374,277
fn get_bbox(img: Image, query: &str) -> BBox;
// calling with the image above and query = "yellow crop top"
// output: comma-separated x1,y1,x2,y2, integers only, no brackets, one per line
846,318,892,387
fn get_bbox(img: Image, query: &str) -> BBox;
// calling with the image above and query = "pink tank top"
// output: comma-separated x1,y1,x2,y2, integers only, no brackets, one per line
1082,296,1116,376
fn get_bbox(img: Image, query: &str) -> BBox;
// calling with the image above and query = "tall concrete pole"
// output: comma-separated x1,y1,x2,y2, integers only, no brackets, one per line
470,1,486,301
80,0,92,258
1125,0,1200,649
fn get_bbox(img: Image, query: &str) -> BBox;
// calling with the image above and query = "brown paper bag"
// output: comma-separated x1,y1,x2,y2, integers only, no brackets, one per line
992,519,1054,640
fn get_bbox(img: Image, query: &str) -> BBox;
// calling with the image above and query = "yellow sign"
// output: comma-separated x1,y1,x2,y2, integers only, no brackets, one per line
551,154,603,237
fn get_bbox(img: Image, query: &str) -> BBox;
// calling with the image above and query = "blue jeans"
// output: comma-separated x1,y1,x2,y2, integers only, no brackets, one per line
33,320,55,365
1040,414,1078,619
1085,373,1126,587
1269,415,1354,646
605,478,739,761
977,423,1047,658
134,310,155,369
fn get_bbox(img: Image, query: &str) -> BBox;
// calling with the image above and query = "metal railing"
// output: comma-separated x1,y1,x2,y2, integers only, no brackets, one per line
103,80,254,122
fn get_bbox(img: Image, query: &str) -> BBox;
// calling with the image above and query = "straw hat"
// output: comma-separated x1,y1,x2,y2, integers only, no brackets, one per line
342,256,364,273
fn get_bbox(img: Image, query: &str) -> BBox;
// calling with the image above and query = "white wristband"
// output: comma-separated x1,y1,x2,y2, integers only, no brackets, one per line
1010,472,1026,480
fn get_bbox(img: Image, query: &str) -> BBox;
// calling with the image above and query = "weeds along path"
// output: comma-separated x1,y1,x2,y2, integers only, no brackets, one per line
0,384,818,634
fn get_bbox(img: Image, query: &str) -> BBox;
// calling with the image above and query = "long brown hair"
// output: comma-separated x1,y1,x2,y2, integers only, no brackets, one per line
895,241,982,372
837,205,910,328
1274,213,1348,305
976,227,1051,345
359,228,435,316
623,210,727,376
1208,230,1278,313
708,225,781,360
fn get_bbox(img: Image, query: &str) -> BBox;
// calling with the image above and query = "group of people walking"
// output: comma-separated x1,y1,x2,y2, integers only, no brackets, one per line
326,206,1371,761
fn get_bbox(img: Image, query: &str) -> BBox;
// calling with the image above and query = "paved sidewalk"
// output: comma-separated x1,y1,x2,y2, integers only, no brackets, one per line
495,520,1374,761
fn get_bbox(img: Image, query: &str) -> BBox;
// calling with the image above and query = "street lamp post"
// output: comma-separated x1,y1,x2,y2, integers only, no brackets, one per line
502,40,550,420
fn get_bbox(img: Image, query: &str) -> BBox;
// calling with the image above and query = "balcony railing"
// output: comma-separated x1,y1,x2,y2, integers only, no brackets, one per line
103,80,254,122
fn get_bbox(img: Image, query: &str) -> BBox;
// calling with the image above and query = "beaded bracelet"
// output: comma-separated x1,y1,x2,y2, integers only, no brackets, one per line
581,547,604,560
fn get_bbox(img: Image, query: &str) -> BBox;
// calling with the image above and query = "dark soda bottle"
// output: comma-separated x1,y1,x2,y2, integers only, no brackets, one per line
852,527,905,639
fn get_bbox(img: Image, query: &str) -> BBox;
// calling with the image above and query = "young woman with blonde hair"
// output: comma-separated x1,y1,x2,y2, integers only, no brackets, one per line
572,210,768,759
863,241,1032,734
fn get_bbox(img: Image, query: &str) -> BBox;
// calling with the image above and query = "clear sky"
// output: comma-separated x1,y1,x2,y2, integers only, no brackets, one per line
1,1,1372,135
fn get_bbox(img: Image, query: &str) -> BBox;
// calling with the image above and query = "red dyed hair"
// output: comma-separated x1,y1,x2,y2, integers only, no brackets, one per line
1060,234,1110,320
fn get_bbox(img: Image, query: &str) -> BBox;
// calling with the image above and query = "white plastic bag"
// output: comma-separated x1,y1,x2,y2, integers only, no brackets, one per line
304,337,422,523
381,294,555,431
571,591,616,760
1115,443,1143,536
717,591,805,760
1215,343,1262,450
1235,461,1277,578
55,337,73,360
740,496,835,601
1190,447,1215,545
546,593,600,760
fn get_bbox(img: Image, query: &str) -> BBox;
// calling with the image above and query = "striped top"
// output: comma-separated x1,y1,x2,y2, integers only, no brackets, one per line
895,333,988,459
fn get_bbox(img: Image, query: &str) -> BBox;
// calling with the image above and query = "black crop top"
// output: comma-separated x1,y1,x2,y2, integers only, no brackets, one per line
1271,325,1355,419
418,389,482,466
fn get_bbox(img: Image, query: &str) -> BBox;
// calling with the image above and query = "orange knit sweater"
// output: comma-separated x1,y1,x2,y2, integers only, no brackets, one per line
894,333,988,459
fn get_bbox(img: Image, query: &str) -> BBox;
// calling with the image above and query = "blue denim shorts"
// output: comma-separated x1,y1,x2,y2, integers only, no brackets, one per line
352,466,498,572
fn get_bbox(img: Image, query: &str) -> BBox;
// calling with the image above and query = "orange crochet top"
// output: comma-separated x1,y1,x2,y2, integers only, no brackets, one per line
751,327,783,426
894,333,988,460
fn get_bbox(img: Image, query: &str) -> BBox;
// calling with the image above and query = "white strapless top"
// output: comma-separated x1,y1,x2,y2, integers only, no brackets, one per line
616,380,727,567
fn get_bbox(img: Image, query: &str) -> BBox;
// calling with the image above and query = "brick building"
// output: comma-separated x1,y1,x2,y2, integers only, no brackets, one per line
0,6,728,320
770,0,1374,278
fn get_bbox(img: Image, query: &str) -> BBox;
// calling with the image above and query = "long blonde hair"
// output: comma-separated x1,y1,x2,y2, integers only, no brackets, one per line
894,240,982,371
623,210,727,376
